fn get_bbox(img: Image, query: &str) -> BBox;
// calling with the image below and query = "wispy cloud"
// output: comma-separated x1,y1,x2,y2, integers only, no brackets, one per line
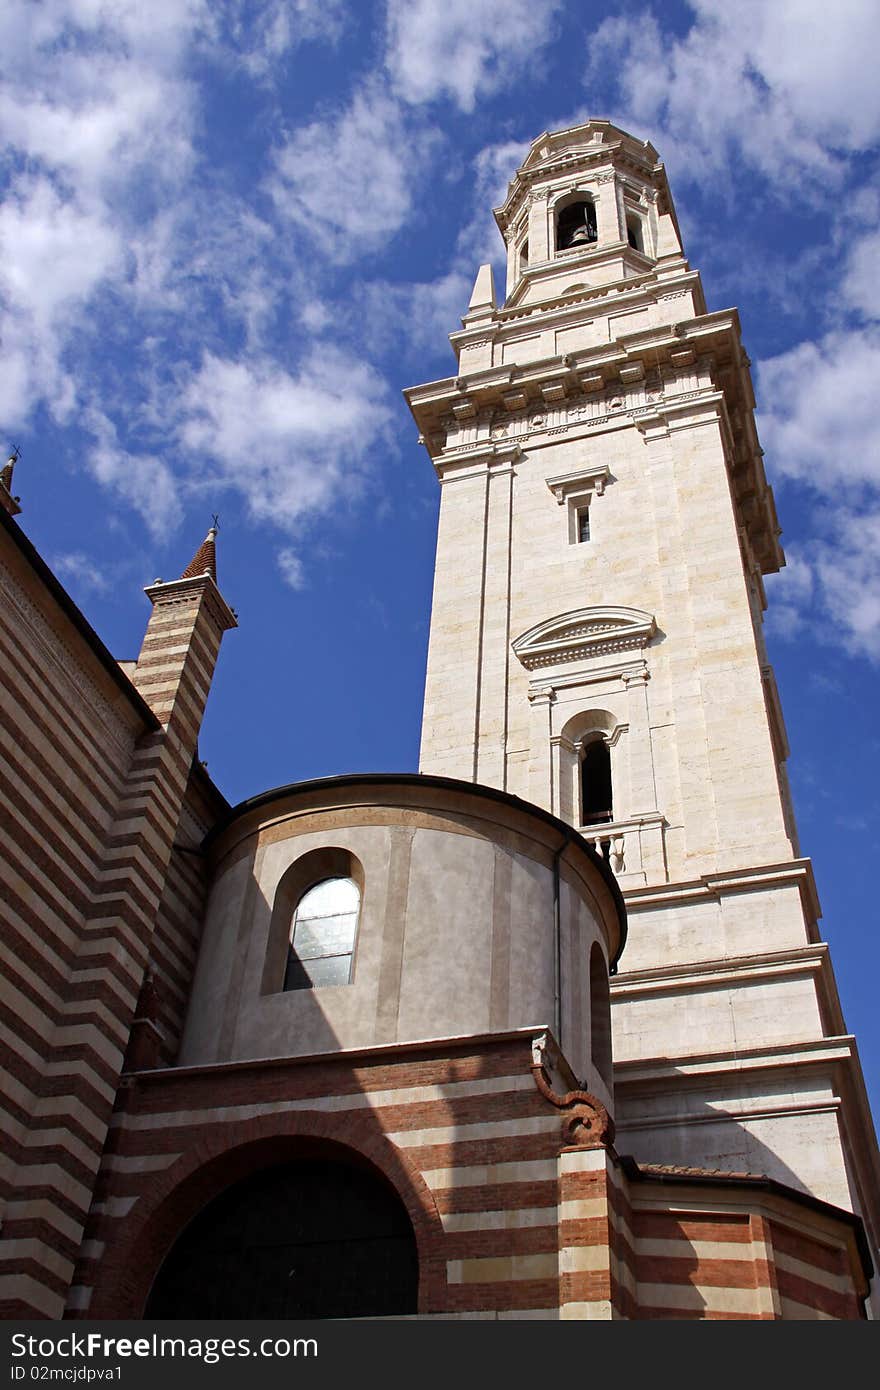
757,329,880,494
270,83,440,261
51,550,111,595
584,0,880,189
386,0,563,112
177,346,394,530
0,176,124,427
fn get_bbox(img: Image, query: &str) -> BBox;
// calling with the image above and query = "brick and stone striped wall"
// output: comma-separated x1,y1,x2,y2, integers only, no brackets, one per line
0,530,152,1318
0,512,234,1319
71,1032,869,1320
143,769,228,1067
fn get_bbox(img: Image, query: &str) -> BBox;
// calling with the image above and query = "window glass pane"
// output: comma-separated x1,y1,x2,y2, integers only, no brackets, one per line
296,877,359,919
285,876,360,992
293,911,358,960
303,954,353,988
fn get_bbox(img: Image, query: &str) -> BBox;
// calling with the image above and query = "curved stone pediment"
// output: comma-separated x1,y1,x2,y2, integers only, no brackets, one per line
512,606,656,670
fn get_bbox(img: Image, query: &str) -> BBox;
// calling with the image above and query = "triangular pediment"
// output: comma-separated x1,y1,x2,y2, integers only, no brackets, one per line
512,606,656,670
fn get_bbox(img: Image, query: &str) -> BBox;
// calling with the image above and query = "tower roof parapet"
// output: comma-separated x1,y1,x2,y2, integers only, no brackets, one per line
494,119,664,238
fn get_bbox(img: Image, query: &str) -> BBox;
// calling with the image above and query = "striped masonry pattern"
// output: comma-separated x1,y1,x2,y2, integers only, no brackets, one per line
0,542,233,1319
76,1038,567,1318
142,770,226,1066
71,1035,867,1320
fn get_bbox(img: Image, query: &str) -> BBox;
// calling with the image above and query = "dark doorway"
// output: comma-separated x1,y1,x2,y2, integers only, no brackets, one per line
581,738,613,826
145,1157,418,1319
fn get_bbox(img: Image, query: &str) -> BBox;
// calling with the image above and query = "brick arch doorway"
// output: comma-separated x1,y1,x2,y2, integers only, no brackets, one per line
84,1116,446,1319
145,1144,418,1319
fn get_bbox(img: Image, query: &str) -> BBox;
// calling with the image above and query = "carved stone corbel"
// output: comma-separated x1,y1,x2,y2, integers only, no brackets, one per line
530,1034,615,1149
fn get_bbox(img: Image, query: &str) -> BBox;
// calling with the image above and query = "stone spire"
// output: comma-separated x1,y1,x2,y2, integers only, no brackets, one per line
179,522,218,581
0,448,21,517
134,520,235,732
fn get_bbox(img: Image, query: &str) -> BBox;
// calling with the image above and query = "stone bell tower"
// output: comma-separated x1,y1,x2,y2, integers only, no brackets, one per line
405,120,880,1301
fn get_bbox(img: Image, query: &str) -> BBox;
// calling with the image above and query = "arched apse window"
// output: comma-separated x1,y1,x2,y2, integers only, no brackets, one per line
556,197,597,251
284,876,360,990
581,737,613,827
144,1157,418,1318
590,943,612,1090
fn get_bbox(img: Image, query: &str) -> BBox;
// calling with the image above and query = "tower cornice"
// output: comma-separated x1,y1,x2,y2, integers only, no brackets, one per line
406,308,783,575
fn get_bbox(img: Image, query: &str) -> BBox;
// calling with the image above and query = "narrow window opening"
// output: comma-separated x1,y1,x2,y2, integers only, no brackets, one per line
581,739,612,827
577,506,591,544
284,876,360,990
590,943,613,1089
519,238,529,271
626,214,643,252
557,199,597,252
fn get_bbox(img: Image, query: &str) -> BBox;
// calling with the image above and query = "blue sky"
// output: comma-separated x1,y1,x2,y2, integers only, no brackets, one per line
2,1,879,1117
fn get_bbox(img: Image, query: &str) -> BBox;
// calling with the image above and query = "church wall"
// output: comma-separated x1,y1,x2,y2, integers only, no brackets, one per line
144,768,227,1065
614,880,818,974
75,1034,569,1319
617,1085,854,1215
0,525,149,1315
70,1033,868,1320
178,782,621,1111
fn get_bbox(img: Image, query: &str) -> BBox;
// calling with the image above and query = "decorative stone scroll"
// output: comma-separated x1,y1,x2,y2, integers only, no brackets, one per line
530,1036,614,1149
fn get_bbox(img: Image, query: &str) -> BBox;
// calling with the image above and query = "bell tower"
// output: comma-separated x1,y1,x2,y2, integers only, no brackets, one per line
405,120,880,1298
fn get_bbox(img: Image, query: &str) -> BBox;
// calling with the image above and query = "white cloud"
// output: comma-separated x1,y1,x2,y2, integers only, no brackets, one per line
0,2,201,197
361,136,531,361
361,270,471,361
756,329,880,492
177,346,394,534
82,407,180,536
386,0,562,112
52,551,111,594
758,326,880,662
767,511,880,664
815,509,880,662
841,230,880,323
460,138,530,270
205,0,347,76
585,1,880,188
270,84,438,260
0,176,123,426
763,549,815,641
277,548,306,589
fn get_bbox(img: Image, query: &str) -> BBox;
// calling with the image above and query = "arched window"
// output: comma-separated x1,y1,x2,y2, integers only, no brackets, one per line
590,943,612,1089
145,1157,418,1318
556,198,597,251
581,738,612,826
284,877,360,990
519,237,529,271
626,213,644,252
